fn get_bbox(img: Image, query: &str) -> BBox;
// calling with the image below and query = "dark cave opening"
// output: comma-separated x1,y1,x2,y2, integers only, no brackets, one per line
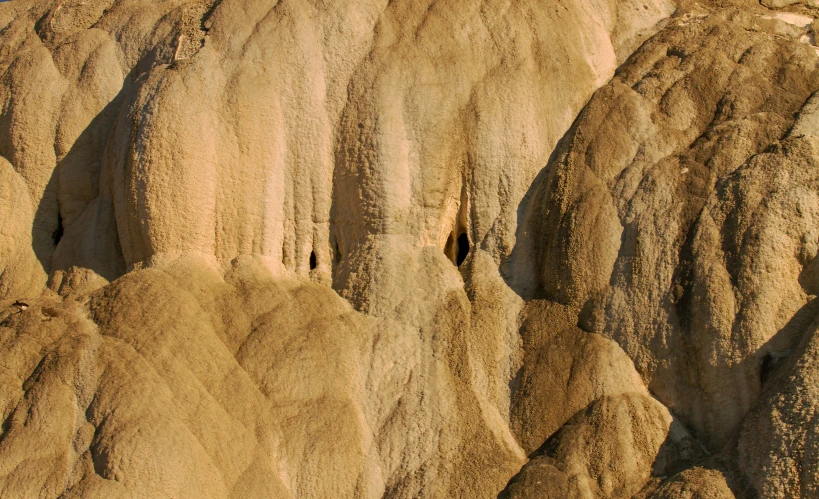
309,251,317,270
444,232,471,267
456,233,469,266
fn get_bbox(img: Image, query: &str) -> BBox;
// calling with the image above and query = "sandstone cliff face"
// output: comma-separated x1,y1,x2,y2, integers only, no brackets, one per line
1,0,819,497
518,5,819,450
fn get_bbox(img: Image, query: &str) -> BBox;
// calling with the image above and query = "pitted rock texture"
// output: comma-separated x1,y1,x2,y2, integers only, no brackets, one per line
1,0,819,498
516,3,819,451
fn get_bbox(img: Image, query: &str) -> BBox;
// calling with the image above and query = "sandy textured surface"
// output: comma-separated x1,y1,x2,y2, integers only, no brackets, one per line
1,0,819,497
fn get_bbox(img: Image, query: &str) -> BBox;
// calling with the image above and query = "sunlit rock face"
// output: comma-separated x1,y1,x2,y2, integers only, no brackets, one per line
1,0,819,497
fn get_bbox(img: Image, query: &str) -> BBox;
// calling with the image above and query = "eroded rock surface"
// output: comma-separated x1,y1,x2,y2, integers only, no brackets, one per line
517,2,819,452
1,0,819,498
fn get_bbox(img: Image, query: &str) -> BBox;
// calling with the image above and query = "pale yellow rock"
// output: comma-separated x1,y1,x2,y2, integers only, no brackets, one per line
0,157,46,298
647,467,735,499
502,393,703,499
3,0,819,498
510,300,649,454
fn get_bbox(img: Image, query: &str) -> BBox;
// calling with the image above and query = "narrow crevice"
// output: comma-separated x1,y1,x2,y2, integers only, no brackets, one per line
760,352,773,384
333,240,341,265
52,211,64,247
456,233,470,266
0,408,14,447
200,0,223,33
508,366,523,402
22,357,47,392
309,251,317,270
33,11,52,44
89,426,110,479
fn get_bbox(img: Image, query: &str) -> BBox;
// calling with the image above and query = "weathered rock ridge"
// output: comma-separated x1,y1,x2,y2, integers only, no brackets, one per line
1,0,819,497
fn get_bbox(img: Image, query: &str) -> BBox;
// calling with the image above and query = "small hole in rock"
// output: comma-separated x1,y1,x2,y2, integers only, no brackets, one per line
456,233,469,266
334,240,341,264
309,251,317,270
52,214,63,246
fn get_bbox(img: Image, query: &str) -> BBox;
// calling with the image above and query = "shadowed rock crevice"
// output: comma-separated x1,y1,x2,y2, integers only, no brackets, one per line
455,233,470,266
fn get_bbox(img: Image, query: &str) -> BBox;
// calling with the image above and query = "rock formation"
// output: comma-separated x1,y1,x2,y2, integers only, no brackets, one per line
1,0,819,497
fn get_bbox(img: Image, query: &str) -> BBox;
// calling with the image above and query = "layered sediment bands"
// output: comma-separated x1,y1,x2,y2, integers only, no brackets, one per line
2,0,819,497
